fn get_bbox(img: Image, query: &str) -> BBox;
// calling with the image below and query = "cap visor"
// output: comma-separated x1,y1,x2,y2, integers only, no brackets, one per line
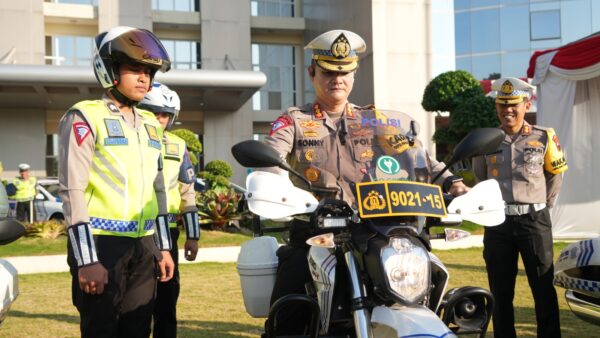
496,96,525,104
316,60,357,72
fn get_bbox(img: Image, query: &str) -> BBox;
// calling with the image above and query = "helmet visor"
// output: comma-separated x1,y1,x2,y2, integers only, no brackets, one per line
110,29,171,73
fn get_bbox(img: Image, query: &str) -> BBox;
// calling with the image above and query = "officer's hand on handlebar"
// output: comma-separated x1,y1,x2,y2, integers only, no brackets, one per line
158,251,175,282
184,239,199,261
449,181,470,196
78,262,108,295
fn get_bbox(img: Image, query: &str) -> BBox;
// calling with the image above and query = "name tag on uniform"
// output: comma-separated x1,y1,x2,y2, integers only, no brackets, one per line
165,143,180,160
145,124,161,150
104,138,129,146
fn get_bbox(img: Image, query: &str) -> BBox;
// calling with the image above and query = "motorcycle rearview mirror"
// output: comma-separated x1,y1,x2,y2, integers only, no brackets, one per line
0,219,26,245
231,140,313,188
431,128,505,183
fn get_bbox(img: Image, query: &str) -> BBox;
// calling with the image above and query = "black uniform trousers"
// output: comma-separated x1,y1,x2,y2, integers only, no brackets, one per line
483,207,561,338
153,228,180,338
68,234,160,338
268,220,314,336
16,200,36,223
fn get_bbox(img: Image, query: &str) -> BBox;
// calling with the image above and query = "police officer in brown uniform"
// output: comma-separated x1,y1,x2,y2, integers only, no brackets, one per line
472,77,568,338
265,29,469,335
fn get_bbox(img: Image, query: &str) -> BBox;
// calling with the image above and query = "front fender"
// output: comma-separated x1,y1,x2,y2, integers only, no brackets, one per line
371,305,456,338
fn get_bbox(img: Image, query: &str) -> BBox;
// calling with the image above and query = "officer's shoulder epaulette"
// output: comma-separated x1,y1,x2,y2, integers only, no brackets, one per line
70,100,104,112
532,125,548,132
165,130,184,143
286,105,311,117
355,103,376,111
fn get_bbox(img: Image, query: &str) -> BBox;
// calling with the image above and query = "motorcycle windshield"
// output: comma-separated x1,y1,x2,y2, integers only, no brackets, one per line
350,110,442,233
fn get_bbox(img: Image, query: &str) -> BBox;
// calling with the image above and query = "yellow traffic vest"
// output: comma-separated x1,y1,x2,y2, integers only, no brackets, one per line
72,100,163,238
12,177,37,202
162,131,186,228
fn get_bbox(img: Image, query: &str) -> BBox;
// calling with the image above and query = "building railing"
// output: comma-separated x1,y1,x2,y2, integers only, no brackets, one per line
251,0,296,17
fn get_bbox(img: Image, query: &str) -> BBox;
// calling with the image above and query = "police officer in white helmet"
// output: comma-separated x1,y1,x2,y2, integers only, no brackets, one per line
7,163,37,223
139,82,200,338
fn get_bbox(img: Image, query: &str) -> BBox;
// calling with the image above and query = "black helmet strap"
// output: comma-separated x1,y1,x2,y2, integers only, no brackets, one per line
109,87,139,107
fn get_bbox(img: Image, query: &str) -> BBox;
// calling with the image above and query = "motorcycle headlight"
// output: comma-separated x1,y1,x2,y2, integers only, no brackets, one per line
380,237,430,304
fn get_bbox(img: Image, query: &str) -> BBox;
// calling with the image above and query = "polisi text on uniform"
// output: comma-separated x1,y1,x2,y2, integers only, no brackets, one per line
353,138,372,146
297,139,324,147
361,118,402,127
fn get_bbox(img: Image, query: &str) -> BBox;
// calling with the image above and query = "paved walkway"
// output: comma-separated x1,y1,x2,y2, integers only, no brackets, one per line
4,235,484,275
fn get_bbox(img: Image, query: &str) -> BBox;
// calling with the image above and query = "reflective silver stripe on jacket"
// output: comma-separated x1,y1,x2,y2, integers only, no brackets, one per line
92,149,126,197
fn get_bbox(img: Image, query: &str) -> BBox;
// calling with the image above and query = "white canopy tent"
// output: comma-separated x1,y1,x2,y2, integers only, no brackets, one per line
528,32,600,239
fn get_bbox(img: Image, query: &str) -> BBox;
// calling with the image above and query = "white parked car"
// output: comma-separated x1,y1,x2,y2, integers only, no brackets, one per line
34,178,64,222
0,183,25,325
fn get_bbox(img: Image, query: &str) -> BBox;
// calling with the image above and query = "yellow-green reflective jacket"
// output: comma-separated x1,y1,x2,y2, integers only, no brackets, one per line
73,100,163,238
163,131,186,228
12,177,37,202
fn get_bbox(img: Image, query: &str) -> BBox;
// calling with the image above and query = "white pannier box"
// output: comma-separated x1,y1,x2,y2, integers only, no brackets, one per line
236,236,279,318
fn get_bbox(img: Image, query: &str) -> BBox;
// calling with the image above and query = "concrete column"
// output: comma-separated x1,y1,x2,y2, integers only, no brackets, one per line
0,0,44,65
98,0,153,32
0,109,46,179
370,0,445,153
200,0,254,186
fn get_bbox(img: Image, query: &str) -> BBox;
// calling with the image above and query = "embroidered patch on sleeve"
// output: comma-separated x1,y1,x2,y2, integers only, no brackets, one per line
73,122,91,146
269,116,293,136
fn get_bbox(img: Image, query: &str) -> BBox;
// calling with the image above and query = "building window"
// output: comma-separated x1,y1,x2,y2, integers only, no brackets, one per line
152,0,199,12
531,10,561,40
252,44,297,111
251,0,295,17
46,0,98,4
46,134,59,177
46,36,93,66
161,40,201,69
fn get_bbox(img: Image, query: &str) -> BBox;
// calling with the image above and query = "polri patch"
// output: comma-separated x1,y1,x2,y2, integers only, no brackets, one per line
73,122,91,146
269,116,292,136
104,119,125,138
145,124,161,149
145,124,160,142
165,143,180,160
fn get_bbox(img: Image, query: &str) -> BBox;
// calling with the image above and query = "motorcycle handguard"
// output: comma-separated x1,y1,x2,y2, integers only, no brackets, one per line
245,171,319,219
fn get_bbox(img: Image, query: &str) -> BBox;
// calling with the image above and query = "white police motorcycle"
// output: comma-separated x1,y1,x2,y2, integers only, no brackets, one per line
554,237,600,326
233,114,506,338
0,183,26,325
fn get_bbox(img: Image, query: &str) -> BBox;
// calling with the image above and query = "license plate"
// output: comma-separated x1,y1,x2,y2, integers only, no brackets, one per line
355,181,447,218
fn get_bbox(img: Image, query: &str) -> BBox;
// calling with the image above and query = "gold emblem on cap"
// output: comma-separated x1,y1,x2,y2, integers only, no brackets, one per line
331,34,351,59
500,80,514,94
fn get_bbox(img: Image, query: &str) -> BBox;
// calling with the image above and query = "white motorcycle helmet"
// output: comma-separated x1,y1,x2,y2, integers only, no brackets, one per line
138,82,181,130
92,26,171,91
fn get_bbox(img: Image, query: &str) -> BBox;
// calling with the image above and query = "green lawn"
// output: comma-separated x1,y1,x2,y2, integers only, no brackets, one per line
0,230,252,257
1,243,597,337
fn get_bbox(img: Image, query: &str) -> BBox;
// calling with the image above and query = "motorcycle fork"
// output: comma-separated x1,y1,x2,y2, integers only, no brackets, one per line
344,250,373,338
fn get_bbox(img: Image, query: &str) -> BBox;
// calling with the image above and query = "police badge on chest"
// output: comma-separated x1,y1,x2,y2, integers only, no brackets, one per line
524,146,544,175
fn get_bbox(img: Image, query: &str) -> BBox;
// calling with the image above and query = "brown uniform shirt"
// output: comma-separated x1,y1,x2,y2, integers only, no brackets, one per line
265,103,452,208
58,95,167,226
472,122,566,207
